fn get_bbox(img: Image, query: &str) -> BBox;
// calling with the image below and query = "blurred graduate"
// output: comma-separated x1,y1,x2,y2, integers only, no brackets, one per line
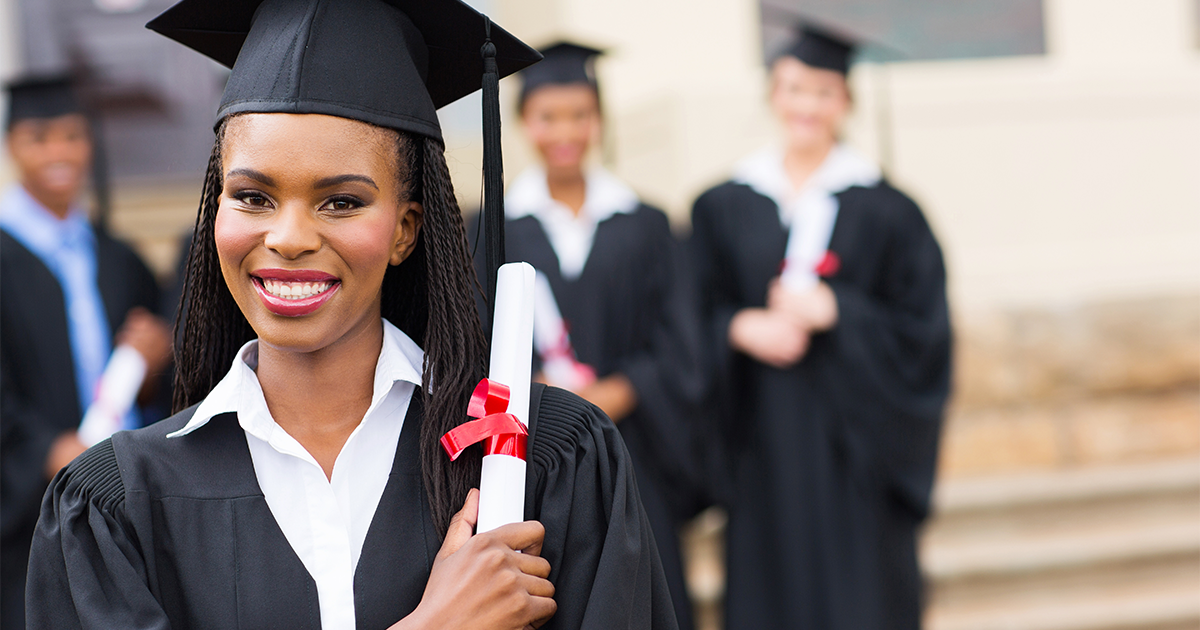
0,75,172,630
688,24,952,630
25,1,678,629
474,42,708,630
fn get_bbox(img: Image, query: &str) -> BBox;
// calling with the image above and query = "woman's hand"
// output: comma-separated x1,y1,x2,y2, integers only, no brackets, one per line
728,307,810,368
766,279,839,332
575,374,637,423
396,489,557,630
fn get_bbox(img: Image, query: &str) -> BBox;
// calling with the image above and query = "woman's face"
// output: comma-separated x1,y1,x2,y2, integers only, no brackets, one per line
769,56,851,152
215,113,422,355
520,84,601,175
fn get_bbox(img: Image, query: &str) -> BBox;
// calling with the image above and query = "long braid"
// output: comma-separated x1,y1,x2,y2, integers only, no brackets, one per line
376,131,489,534
411,136,488,536
172,120,255,412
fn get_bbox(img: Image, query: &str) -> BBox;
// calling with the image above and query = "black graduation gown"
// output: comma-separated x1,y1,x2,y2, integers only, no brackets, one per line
474,204,708,630
0,229,160,630
689,180,951,630
25,384,678,630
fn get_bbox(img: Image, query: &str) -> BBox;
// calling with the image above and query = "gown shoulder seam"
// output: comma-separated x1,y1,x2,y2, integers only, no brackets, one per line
63,438,125,513
530,386,599,471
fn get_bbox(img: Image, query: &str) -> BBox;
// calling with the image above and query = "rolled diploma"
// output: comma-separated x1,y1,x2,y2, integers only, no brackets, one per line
780,190,839,292
78,344,146,447
532,271,595,391
477,262,536,534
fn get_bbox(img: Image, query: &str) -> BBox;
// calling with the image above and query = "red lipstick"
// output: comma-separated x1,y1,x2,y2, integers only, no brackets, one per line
251,269,340,317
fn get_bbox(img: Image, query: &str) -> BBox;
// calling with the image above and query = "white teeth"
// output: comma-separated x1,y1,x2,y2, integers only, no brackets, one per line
261,279,333,300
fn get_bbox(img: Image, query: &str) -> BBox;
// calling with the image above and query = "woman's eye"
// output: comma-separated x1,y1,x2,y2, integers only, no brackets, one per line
232,192,271,208
323,196,363,213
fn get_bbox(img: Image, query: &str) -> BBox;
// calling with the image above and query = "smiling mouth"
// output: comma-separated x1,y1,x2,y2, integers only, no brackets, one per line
258,278,337,300
250,271,341,317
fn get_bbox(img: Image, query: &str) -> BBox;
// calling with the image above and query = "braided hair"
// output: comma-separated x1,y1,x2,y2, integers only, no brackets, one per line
173,118,488,536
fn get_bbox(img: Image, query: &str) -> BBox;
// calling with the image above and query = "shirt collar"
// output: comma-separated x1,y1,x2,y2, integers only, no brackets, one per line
505,165,639,224
0,185,93,255
168,318,425,439
733,143,881,218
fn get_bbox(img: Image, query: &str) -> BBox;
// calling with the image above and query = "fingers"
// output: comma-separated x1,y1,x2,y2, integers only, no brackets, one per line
528,596,558,629
516,584,557,630
519,571,555,598
490,520,546,556
514,551,552,579
437,488,479,562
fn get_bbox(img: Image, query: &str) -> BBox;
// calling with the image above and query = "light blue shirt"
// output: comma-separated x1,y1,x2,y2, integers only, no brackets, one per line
0,185,113,419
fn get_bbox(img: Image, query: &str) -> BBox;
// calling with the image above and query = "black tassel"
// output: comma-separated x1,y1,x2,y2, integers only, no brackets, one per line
481,17,505,337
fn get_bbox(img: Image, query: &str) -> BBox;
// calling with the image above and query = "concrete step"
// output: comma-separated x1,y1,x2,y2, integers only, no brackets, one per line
923,457,1200,630
925,578,1200,630
927,457,1200,539
926,519,1199,609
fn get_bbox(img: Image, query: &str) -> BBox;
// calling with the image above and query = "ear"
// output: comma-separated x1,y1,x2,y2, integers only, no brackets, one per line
390,200,424,266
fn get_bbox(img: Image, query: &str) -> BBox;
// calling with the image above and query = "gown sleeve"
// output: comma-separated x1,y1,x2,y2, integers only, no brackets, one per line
686,185,756,484
525,385,679,630
823,189,952,517
25,439,172,630
613,209,709,500
0,359,62,540
616,209,707,410
687,188,744,390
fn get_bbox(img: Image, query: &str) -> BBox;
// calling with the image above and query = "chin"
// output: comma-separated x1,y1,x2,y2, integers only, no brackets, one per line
544,149,585,170
787,128,833,151
251,318,340,355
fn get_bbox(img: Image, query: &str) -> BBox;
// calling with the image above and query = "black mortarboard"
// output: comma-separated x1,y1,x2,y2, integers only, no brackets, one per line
147,0,542,321
518,41,604,109
4,75,84,131
778,23,857,75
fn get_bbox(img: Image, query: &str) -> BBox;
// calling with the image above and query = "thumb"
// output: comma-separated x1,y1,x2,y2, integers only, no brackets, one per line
436,488,479,562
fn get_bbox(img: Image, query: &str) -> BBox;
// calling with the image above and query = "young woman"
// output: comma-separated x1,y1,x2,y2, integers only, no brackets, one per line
689,24,952,630
25,2,677,629
487,41,707,630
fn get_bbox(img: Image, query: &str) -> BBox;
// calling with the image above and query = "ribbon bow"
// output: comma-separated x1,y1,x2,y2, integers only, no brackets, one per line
440,379,528,461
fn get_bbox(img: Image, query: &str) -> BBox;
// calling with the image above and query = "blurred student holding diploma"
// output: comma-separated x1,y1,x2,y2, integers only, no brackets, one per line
0,75,172,630
689,23,952,630
484,42,708,630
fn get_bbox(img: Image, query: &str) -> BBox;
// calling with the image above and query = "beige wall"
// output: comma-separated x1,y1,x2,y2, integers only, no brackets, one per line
0,0,18,187
884,0,1200,313
2,0,1196,316
493,0,1200,315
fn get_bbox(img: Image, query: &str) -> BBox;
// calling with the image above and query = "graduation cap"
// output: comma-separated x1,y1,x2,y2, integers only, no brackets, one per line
518,41,604,109
4,74,84,131
147,0,542,316
777,23,858,75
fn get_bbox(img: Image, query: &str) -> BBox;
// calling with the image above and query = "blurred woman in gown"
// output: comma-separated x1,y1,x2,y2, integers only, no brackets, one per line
688,23,952,630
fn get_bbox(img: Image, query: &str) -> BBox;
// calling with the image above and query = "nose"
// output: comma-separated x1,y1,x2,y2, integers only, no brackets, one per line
45,136,88,164
263,204,321,260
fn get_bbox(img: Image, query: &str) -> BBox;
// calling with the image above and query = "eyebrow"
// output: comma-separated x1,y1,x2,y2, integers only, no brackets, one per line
225,168,276,187
313,174,379,191
223,169,379,191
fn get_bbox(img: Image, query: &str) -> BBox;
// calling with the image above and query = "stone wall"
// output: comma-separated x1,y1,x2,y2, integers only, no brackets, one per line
941,294,1200,478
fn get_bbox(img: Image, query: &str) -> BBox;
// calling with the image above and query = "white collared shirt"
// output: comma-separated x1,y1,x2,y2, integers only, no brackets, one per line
732,143,881,227
505,165,640,280
168,319,424,630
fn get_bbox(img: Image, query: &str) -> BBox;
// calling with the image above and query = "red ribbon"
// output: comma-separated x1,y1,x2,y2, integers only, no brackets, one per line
440,379,528,461
815,250,841,278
